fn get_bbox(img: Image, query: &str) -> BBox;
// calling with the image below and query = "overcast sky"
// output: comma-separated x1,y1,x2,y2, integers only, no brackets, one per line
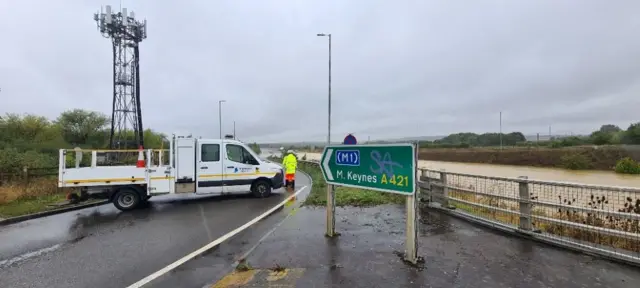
2,1,640,143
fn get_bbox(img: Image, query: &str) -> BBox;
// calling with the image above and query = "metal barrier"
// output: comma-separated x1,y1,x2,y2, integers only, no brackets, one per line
280,157,640,265
420,169,640,266
60,149,170,168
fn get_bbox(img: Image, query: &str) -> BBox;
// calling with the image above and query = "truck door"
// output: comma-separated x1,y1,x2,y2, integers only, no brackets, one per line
196,142,223,194
176,138,196,183
224,143,261,193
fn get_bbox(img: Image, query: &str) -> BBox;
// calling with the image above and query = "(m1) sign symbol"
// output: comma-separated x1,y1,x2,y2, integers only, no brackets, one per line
335,150,360,166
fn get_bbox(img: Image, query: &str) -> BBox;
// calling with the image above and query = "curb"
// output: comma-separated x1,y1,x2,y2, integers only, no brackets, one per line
0,200,109,226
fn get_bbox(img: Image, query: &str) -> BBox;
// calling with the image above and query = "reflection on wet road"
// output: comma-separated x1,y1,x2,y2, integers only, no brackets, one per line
0,174,307,288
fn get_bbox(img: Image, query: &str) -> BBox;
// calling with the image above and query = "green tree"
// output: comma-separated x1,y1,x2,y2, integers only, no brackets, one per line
610,131,625,144
143,129,168,148
248,142,262,154
624,123,640,144
589,131,612,145
55,109,109,147
588,124,623,145
598,124,622,134
0,109,167,172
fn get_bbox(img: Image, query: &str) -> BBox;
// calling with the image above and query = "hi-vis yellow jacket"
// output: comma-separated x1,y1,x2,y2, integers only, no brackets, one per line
282,154,298,174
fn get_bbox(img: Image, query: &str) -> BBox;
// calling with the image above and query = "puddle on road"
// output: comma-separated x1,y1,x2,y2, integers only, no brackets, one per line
454,229,478,237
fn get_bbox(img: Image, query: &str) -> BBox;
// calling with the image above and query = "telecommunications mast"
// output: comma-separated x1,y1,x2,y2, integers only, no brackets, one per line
94,5,147,149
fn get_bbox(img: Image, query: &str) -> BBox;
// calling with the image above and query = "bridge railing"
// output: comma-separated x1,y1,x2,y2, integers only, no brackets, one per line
421,169,640,266
292,158,640,265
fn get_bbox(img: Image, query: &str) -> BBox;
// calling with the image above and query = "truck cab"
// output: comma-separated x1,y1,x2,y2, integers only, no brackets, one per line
173,136,284,196
58,135,284,211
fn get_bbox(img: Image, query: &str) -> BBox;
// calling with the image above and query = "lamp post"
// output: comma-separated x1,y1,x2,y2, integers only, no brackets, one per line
499,111,503,150
317,32,336,237
219,100,226,139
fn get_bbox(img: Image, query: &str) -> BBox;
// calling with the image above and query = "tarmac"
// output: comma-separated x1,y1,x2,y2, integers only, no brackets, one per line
0,189,304,288
210,204,640,288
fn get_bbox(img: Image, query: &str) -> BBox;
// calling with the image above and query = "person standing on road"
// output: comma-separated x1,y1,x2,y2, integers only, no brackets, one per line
282,150,298,191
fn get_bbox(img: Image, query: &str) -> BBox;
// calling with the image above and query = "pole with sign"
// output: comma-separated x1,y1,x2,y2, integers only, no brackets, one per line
326,133,358,238
320,143,420,263
343,133,357,145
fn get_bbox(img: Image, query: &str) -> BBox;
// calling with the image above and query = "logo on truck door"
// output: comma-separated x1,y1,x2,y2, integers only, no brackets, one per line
235,167,253,173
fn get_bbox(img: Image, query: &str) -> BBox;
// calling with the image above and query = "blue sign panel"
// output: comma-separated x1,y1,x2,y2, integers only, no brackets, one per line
335,150,360,166
343,134,357,145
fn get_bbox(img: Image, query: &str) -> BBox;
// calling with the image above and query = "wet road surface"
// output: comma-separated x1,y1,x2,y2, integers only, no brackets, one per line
212,205,640,287
0,172,311,288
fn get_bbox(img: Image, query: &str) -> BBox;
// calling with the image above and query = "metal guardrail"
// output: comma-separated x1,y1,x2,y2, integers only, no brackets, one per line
294,157,640,265
421,169,640,266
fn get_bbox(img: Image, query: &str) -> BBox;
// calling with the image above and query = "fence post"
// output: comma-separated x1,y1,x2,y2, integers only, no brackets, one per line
440,169,452,209
22,166,29,183
518,176,532,231
91,151,98,168
420,169,430,203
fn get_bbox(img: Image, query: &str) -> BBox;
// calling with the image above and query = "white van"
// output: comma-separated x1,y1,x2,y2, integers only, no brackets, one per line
58,135,284,211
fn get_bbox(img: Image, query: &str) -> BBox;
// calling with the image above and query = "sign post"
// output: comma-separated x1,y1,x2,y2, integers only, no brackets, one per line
406,143,419,264
320,143,419,263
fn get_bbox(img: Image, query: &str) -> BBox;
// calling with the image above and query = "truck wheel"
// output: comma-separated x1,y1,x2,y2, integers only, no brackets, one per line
113,188,141,211
252,180,272,198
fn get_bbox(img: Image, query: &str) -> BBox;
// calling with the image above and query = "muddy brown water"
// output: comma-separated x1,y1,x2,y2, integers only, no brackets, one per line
302,152,640,187
303,152,640,217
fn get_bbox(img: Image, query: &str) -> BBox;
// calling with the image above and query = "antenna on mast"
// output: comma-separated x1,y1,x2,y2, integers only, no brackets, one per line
94,5,148,150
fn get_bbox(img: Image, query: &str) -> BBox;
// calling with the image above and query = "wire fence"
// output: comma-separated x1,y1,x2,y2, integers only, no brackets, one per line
253,159,640,264
0,167,58,186
420,169,640,266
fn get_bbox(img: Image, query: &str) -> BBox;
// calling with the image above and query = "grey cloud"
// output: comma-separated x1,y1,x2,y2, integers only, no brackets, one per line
2,0,640,143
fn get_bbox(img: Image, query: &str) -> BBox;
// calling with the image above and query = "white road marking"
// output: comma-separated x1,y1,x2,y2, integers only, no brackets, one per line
199,204,213,241
0,244,62,268
232,206,299,267
126,185,308,288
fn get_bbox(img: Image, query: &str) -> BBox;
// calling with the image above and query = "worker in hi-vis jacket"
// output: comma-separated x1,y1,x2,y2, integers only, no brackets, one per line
282,150,298,191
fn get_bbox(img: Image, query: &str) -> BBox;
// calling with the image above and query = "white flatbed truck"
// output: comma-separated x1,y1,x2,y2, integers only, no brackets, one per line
58,135,284,211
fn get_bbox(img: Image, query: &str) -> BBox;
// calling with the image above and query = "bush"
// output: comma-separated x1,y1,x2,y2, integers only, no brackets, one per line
560,153,591,170
614,157,640,174
248,142,261,155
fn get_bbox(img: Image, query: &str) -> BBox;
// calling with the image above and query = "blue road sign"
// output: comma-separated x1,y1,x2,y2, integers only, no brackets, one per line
343,134,357,145
335,150,360,166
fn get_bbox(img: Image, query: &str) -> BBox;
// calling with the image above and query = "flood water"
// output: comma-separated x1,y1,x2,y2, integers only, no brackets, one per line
300,152,640,188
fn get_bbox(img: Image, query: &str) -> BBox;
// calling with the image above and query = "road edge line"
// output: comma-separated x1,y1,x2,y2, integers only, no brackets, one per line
125,185,309,288
230,169,315,267
0,200,109,226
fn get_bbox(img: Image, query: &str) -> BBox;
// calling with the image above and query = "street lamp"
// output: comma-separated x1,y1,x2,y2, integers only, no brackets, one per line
317,32,336,237
219,100,226,139
317,33,332,145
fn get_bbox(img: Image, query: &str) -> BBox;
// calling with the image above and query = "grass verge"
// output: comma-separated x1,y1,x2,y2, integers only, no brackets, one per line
0,178,73,218
296,161,405,207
